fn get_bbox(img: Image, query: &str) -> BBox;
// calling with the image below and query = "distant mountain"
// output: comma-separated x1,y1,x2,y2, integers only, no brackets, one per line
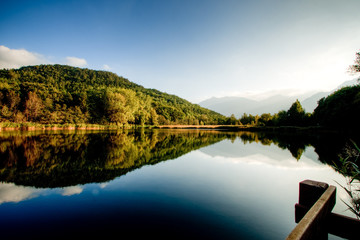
199,97,258,117
199,94,308,117
300,92,329,113
199,78,359,117
301,78,359,112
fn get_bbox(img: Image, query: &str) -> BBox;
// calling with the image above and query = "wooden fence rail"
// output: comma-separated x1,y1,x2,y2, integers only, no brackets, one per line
286,180,360,240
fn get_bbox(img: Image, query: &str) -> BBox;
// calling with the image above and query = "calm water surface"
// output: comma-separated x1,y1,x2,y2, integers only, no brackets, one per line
0,129,358,239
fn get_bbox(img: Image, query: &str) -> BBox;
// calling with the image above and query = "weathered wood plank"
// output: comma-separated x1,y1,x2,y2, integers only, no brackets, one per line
286,185,336,240
327,212,360,240
295,204,360,239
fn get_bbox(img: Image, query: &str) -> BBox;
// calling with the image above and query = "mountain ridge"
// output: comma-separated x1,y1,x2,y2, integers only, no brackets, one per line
199,78,359,117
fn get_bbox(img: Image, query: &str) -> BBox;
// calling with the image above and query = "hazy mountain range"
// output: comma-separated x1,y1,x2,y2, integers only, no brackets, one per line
199,79,359,117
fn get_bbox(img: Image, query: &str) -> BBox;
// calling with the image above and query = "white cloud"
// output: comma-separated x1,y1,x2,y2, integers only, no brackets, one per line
0,45,49,69
0,45,89,69
103,64,111,70
0,182,42,204
65,56,87,67
61,186,83,196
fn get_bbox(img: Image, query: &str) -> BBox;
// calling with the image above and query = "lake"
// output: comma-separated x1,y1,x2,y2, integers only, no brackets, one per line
0,129,358,239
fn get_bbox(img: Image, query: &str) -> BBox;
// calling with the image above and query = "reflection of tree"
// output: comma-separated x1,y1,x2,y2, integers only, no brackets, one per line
0,130,226,188
237,131,307,160
235,131,360,164
1,130,359,188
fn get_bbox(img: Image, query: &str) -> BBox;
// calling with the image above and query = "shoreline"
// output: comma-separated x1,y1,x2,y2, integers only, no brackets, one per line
157,125,359,135
0,124,121,131
0,123,357,134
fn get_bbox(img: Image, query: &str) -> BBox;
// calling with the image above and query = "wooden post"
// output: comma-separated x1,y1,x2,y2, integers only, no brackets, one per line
287,179,360,240
295,180,329,223
287,180,336,240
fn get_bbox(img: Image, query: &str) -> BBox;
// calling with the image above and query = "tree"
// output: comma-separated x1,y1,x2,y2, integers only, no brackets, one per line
287,100,305,126
104,91,128,124
313,85,360,128
259,113,273,126
240,113,252,125
104,89,140,125
149,108,159,125
227,114,237,125
349,51,360,74
24,91,44,122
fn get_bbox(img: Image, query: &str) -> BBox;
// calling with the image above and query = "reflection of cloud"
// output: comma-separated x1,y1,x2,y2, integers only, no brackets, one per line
200,140,326,170
99,183,108,189
62,186,83,196
226,154,325,170
0,183,42,204
198,148,326,170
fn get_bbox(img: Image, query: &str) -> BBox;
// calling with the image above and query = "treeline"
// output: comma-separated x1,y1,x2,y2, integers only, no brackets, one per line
224,83,360,130
0,65,226,126
0,130,227,187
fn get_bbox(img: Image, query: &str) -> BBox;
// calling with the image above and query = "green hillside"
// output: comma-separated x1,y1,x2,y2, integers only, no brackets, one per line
313,84,360,128
0,65,225,126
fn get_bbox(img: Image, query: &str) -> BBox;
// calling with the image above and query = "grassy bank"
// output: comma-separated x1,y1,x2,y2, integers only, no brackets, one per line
157,125,359,134
0,122,147,131
1,122,358,134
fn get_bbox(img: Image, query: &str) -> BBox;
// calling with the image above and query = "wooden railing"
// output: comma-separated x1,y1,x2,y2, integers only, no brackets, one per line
286,180,359,240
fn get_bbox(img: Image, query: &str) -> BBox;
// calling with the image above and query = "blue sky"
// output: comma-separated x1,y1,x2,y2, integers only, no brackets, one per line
1,0,360,102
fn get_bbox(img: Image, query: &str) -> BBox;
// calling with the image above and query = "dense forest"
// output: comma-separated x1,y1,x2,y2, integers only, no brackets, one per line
0,65,225,126
1,53,359,129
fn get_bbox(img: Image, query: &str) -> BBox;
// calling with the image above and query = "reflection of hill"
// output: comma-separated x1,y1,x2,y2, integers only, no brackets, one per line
0,130,226,188
201,131,360,169
200,138,323,169
201,139,297,161
1,130,357,188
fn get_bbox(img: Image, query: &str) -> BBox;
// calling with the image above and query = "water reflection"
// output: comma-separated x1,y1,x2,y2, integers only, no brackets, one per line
0,130,358,188
0,182,84,204
0,129,358,239
0,130,227,188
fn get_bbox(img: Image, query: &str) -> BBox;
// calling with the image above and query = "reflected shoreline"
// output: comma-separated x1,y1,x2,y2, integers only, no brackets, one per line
0,129,358,188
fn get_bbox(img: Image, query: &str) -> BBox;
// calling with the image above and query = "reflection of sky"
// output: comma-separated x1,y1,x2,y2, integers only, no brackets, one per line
200,139,325,169
0,183,42,204
0,183,85,204
0,137,355,239
198,139,352,214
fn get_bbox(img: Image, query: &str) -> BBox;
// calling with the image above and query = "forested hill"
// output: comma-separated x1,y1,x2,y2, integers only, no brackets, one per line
0,64,225,125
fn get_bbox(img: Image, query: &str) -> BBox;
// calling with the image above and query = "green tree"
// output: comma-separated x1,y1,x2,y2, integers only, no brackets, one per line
313,85,360,128
259,113,273,126
287,99,305,126
104,89,140,125
24,91,44,122
227,114,237,125
149,108,159,125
